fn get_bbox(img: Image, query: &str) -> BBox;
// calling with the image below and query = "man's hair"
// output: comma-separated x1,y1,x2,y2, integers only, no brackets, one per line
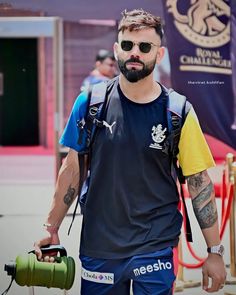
96,49,115,62
118,8,163,40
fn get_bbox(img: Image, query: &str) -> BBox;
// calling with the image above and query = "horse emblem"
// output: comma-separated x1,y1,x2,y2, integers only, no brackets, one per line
166,0,230,48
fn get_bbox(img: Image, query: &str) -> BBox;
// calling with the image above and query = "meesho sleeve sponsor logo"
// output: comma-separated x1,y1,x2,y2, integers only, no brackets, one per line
133,259,173,277
81,267,114,284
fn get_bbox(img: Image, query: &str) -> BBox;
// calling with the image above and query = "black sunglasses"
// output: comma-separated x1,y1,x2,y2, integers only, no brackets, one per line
120,40,158,53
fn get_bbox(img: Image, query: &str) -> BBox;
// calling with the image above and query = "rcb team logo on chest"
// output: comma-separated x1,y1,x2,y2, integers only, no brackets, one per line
149,124,167,150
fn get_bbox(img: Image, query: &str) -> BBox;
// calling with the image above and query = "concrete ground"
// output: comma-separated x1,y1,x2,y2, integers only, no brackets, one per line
0,154,235,295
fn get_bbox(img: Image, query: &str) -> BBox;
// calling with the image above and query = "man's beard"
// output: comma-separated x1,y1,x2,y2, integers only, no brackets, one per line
117,57,156,83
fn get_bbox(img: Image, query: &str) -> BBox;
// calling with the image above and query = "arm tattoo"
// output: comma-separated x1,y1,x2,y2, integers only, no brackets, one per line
64,185,76,206
188,172,205,191
192,182,218,229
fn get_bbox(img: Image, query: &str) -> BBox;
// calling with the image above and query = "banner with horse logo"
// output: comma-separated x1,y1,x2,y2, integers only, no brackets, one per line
162,0,236,149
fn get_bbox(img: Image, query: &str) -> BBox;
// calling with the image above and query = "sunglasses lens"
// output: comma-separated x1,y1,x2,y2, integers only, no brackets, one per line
121,41,152,53
121,41,133,51
139,42,152,53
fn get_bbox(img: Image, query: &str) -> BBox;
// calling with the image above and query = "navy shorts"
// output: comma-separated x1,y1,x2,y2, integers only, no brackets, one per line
80,247,175,295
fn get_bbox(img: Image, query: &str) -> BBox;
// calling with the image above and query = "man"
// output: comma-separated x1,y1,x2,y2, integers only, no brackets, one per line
34,9,226,294
80,49,116,92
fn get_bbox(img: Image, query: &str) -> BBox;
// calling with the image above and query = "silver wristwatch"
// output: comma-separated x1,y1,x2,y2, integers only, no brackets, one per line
207,244,225,256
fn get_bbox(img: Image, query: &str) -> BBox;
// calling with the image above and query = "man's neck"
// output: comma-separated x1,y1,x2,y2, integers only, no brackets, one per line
119,74,161,104
91,68,105,78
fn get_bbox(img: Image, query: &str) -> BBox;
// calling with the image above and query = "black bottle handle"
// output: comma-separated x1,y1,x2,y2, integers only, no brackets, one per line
29,245,67,257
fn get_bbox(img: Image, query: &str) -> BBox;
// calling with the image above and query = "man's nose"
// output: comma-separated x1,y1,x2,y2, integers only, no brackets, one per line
130,43,141,56
130,54,140,60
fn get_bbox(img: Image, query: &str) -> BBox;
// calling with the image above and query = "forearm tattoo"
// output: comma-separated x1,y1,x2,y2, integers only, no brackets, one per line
64,185,76,206
187,172,204,190
188,172,218,229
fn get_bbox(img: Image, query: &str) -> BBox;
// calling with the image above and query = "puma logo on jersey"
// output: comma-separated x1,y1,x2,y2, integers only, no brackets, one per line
103,121,116,134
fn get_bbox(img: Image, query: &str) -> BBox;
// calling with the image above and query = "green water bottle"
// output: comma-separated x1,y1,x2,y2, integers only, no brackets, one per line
4,245,75,290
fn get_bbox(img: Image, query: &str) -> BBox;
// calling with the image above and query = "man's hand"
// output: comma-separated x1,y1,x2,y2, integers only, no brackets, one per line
34,231,60,262
202,254,227,293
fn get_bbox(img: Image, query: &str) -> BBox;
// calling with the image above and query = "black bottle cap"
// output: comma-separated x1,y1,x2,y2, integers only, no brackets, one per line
4,262,16,277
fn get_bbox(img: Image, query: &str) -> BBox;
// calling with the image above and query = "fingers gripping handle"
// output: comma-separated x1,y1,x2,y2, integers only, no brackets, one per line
29,245,67,257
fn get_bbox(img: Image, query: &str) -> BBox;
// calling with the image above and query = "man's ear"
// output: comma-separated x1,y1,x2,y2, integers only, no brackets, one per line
156,46,165,65
113,42,119,60
95,60,102,68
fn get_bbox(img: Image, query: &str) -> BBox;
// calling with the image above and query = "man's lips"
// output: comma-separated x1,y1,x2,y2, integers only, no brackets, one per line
126,62,143,68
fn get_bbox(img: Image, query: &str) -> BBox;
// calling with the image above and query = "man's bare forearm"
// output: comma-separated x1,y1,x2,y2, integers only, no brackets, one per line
187,170,220,246
46,149,80,228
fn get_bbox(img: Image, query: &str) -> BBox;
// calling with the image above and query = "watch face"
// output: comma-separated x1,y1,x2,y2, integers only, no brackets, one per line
219,245,225,256
207,245,225,256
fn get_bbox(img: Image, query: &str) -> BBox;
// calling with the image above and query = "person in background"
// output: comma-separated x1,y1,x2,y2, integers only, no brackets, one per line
80,49,116,91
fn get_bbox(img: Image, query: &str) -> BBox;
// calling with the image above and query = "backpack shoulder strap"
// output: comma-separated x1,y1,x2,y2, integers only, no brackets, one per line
166,88,191,166
168,89,186,163
68,77,118,235
77,76,118,149
164,87,193,242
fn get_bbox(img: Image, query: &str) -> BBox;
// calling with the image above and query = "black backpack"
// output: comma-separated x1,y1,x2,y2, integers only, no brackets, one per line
68,77,193,242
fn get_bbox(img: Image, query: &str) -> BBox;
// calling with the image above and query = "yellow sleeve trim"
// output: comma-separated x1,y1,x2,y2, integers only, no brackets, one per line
177,108,215,176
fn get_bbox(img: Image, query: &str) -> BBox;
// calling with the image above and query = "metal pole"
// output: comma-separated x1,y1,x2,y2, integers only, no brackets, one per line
225,157,236,293
230,162,236,277
225,153,234,185
53,17,64,180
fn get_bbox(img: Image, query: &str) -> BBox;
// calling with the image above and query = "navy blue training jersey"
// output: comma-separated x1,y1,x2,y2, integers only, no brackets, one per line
78,84,182,259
